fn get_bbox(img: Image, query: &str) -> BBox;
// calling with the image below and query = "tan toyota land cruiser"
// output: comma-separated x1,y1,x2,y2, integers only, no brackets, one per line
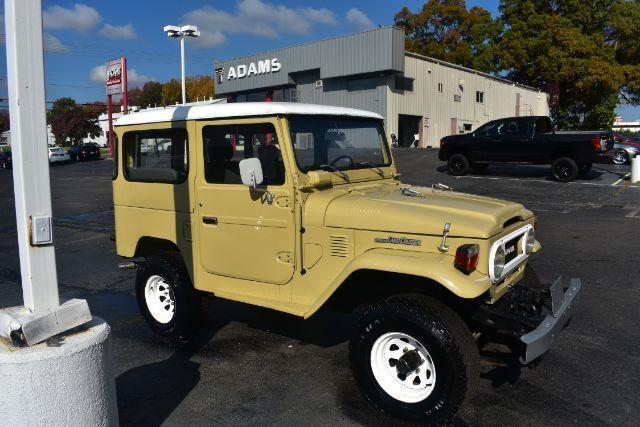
112,102,580,423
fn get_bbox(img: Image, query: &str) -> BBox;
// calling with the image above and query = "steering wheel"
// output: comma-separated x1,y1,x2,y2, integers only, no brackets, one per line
329,155,354,167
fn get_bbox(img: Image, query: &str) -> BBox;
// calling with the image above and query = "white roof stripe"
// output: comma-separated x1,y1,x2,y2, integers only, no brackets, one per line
115,102,383,126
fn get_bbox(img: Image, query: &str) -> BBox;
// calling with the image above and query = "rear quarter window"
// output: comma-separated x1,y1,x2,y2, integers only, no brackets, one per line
123,128,188,183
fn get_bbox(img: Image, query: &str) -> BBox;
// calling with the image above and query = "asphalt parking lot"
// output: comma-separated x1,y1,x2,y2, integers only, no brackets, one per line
1,151,639,426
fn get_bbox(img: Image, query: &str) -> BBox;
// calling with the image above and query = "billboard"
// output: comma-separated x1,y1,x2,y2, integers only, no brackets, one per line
106,59,123,95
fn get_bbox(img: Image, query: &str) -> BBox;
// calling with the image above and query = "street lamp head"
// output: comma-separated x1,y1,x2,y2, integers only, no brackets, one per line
180,25,200,38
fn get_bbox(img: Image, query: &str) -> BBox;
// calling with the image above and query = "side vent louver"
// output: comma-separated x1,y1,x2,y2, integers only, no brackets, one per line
329,235,349,258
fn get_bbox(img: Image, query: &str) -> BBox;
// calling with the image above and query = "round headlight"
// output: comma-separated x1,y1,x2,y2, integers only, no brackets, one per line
525,229,536,254
494,245,506,278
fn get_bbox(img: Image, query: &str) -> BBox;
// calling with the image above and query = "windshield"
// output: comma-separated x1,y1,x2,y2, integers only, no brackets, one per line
289,116,391,172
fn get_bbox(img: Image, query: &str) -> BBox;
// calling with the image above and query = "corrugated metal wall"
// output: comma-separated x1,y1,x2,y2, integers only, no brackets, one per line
387,55,550,148
215,27,404,95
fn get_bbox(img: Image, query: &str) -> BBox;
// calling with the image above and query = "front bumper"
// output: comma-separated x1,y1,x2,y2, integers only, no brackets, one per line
473,276,581,364
519,277,581,363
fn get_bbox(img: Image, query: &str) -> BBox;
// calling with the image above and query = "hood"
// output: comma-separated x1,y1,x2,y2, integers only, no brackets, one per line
307,183,532,239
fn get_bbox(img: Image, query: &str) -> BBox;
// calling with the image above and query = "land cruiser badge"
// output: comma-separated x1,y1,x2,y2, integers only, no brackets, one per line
374,236,422,246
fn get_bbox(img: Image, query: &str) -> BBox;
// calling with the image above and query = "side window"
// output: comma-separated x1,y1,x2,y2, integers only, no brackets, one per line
477,120,505,138
504,119,531,137
535,118,551,133
203,123,285,186
123,128,188,183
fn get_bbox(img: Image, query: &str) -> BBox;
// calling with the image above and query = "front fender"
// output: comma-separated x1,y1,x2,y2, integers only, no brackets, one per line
304,248,492,317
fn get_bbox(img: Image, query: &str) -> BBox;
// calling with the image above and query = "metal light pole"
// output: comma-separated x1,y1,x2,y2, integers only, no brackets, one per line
164,25,200,104
0,0,90,345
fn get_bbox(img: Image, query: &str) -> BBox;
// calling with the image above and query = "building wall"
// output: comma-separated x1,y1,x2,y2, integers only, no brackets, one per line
387,54,550,147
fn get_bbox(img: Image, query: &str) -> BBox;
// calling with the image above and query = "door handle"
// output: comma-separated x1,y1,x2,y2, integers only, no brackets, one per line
202,216,218,225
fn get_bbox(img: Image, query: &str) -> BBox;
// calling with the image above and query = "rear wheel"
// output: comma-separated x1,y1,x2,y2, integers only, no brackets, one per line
350,294,479,423
447,154,470,176
551,157,578,182
612,149,629,165
135,252,208,343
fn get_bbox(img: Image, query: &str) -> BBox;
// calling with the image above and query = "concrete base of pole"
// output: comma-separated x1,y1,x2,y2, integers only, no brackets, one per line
0,317,118,426
631,155,640,184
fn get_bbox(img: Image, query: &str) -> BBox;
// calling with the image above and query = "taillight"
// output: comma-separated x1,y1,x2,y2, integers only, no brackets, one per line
454,244,479,274
590,136,602,150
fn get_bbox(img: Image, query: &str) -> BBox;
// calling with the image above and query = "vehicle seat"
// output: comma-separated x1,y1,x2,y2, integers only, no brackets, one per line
257,145,283,185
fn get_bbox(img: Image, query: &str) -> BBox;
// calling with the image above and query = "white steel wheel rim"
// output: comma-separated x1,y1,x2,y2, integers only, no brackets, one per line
370,332,437,403
144,275,175,324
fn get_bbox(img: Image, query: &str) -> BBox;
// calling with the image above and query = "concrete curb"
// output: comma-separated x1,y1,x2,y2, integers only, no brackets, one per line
0,316,118,426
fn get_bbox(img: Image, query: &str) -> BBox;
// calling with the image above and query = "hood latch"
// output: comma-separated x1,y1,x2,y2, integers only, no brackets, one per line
438,222,451,253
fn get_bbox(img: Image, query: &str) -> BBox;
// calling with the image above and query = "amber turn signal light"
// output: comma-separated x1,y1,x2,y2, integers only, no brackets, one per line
454,244,479,274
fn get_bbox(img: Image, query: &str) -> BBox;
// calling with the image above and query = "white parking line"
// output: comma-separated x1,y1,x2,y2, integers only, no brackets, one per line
612,173,631,186
625,210,639,218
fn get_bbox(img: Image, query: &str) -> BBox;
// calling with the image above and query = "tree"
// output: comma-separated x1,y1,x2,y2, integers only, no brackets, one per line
48,97,101,146
138,81,164,108
162,79,182,105
394,0,500,72
162,76,215,105
186,75,215,102
126,87,142,107
495,0,640,129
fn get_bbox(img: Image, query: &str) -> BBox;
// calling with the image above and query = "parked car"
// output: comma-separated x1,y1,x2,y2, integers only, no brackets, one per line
48,145,70,164
609,134,640,165
68,143,101,161
112,102,580,423
0,150,11,169
439,116,614,182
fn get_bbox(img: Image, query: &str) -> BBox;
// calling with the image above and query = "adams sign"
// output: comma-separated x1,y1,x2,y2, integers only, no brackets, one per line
217,58,282,83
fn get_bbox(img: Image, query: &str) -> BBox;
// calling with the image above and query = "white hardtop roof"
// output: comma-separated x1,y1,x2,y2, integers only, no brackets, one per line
115,102,383,126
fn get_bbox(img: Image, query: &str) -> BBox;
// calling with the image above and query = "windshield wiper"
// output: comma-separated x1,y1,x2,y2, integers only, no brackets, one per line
355,161,384,176
318,164,349,181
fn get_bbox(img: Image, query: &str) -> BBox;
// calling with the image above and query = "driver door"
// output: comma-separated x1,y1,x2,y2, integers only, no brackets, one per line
195,118,295,285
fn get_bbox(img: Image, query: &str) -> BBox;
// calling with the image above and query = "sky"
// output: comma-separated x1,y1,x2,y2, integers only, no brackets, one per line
0,0,637,120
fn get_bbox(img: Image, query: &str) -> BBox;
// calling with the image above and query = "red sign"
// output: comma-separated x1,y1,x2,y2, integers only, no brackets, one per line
106,59,123,95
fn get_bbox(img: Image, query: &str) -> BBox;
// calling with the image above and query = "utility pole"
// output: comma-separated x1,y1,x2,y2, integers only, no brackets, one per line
0,0,90,346
1,3,117,424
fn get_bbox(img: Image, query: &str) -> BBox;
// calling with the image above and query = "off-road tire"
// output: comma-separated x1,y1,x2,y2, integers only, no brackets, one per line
448,154,470,176
551,157,578,182
350,294,480,424
135,252,208,343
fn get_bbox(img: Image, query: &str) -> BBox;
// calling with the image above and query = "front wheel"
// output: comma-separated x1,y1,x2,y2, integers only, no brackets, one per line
551,157,578,182
350,294,479,423
447,154,470,176
135,253,208,342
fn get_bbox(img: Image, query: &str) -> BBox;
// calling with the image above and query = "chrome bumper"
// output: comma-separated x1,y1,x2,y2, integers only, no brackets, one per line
519,277,581,364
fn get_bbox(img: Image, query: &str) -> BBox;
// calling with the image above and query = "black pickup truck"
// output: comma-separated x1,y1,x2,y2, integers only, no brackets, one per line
438,116,614,182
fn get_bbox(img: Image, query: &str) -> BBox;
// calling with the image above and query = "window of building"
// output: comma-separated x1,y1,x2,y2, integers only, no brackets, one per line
476,91,484,103
271,87,298,102
347,77,378,92
123,129,188,183
395,76,414,92
437,82,443,92
202,123,285,185
463,123,473,132
453,94,461,102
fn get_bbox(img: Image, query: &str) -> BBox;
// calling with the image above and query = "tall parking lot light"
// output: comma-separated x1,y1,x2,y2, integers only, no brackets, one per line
164,25,200,105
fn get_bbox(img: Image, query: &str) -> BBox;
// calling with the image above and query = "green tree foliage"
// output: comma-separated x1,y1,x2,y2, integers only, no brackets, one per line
497,0,640,129
138,81,164,108
162,79,182,105
48,97,101,146
396,0,640,129
395,0,500,72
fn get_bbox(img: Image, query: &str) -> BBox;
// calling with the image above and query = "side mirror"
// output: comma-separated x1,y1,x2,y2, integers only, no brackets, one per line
239,158,264,189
